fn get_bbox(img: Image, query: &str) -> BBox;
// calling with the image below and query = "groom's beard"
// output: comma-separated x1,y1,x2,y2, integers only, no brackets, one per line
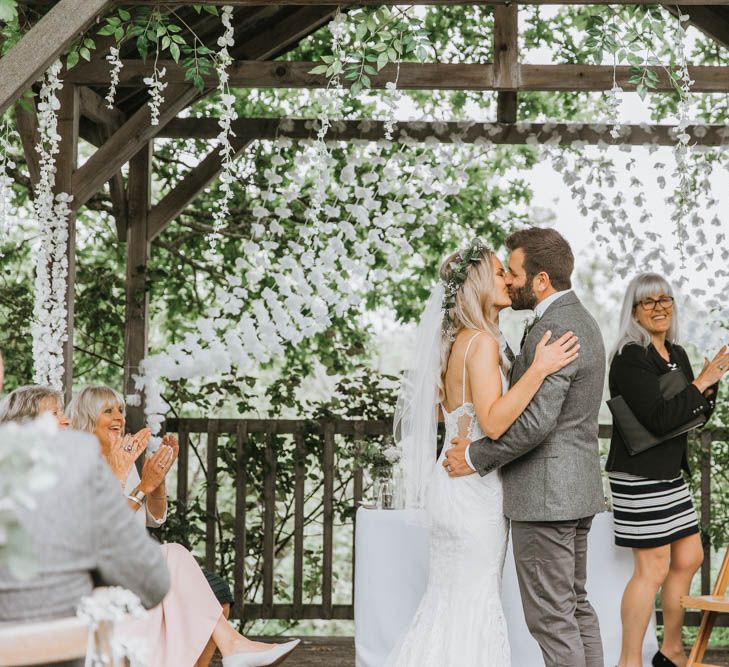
508,283,538,311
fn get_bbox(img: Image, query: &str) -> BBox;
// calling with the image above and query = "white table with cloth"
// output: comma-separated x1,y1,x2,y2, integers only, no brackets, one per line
354,508,659,667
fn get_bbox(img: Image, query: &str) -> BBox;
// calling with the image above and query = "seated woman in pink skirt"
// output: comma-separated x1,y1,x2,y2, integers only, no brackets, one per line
67,385,299,667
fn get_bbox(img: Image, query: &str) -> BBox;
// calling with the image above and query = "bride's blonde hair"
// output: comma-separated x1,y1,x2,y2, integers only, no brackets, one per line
438,245,502,402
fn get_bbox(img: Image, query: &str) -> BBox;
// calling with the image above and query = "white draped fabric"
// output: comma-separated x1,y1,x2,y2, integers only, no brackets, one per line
355,509,659,667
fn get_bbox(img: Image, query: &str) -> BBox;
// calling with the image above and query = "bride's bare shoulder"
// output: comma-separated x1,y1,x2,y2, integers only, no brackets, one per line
455,329,499,356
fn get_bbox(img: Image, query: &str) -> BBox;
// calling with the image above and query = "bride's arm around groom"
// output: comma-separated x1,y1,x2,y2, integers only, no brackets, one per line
446,287,607,525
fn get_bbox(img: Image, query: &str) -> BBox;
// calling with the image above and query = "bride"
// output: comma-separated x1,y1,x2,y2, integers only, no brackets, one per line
388,240,579,666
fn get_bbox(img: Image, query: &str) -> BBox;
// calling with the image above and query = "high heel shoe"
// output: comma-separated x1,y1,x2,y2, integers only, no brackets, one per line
222,639,301,667
652,650,679,667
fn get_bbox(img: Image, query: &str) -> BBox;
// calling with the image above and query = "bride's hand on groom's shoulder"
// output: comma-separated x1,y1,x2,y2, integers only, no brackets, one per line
532,330,580,377
443,437,476,478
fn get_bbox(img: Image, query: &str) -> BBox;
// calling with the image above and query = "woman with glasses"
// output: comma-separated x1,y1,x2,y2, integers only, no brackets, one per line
607,273,729,667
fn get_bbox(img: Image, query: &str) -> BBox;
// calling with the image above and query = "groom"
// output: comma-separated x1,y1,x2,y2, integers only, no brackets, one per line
445,227,607,667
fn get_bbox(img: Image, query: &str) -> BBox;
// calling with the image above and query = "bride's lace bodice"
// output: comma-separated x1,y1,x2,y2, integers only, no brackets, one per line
440,333,511,454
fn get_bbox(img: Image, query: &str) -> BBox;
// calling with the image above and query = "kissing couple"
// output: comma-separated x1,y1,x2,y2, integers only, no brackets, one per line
388,227,606,667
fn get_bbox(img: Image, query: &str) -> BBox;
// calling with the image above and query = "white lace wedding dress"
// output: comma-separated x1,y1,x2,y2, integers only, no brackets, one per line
387,333,511,667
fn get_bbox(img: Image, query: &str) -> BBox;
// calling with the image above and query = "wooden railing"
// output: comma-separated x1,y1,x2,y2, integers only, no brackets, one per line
164,418,728,626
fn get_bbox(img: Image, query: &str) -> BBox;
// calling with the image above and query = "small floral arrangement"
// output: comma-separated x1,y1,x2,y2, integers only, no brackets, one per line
77,586,149,666
442,238,488,337
0,414,58,579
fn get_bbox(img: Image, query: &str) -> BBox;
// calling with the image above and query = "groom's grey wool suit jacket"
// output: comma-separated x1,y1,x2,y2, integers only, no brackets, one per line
470,291,607,522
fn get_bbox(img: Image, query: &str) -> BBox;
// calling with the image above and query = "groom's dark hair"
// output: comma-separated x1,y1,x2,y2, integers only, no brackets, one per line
506,227,574,290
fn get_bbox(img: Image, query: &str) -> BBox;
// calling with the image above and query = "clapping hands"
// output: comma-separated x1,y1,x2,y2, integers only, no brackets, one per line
107,428,150,485
694,345,729,395
139,434,179,495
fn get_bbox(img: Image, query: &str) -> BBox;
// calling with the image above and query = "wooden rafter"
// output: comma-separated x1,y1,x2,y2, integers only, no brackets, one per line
80,121,129,238
78,87,126,128
0,0,113,116
66,60,729,93
669,5,729,50
15,100,41,188
160,117,729,147
66,6,335,213
70,84,198,211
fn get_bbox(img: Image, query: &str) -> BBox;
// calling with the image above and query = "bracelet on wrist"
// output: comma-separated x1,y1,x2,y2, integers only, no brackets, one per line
128,488,146,505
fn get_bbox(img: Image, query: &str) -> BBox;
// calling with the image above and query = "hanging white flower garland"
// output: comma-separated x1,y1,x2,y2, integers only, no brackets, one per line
209,5,236,248
134,134,472,432
669,10,695,265
105,46,124,109
32,60,73,391
144,62,168,126
0,115,18,256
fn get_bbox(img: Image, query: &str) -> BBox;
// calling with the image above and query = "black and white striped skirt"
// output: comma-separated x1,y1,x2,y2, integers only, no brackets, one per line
608,472,700,548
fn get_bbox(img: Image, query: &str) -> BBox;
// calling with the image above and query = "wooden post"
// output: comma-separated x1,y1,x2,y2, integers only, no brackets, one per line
55,84,79,403
494,4,519,123
123,143,152,433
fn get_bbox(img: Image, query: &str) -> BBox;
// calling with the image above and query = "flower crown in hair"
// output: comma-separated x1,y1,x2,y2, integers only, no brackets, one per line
442,238,488,336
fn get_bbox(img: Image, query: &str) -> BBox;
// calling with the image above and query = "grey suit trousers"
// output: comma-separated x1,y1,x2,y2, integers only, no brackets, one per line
512,516,604,667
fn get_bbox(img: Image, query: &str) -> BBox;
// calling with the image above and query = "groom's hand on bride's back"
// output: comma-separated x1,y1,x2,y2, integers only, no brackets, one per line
444,437,476,477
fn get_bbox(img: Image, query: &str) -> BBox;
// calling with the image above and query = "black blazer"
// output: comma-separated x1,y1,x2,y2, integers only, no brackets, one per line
605,341,717,480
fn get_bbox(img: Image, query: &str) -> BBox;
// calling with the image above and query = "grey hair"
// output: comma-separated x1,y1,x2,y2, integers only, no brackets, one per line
610,272,679,362
0,385,64,424
67,385,125,434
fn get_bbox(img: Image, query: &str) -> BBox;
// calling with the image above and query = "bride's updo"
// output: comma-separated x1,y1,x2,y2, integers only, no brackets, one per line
438,244,502,401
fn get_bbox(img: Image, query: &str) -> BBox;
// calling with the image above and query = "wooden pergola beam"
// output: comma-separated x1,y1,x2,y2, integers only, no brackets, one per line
0,0,113,116
66,60,729,94
66,6,336,214
160,117,729,147
70,84,198,211
148,131,256,240
78,87,126,129
15,100,41,188
494,4,519,123
668,5,729,50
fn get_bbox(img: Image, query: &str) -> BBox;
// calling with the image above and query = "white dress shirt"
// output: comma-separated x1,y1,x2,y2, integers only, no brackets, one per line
462,289,573,472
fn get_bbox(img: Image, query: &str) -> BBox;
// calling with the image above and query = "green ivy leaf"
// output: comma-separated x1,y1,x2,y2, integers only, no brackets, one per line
170,42,180,63
137,35,149,61
117,8,131,21
66,50,80,69
79,47,91,61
